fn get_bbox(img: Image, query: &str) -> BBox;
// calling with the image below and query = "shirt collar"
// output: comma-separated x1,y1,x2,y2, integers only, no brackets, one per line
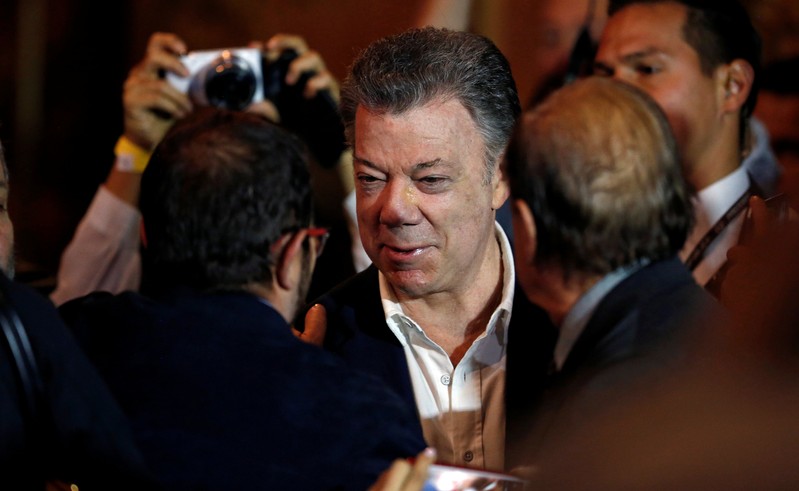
694,165,750,226
380,222,515,346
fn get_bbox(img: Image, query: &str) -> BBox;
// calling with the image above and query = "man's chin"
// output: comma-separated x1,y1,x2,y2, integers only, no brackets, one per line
383,269,434,299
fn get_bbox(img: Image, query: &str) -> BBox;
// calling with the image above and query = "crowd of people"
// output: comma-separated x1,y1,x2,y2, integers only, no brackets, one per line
2,0,799,489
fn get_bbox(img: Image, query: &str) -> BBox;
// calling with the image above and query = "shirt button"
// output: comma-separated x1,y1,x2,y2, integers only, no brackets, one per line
463,450,474,463
440,374,451,386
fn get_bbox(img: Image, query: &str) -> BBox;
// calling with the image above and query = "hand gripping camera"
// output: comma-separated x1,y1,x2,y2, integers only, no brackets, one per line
167,47,298,111
166,47,345,167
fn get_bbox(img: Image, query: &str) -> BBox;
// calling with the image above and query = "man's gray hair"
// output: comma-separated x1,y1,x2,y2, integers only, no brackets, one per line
505,77,694,278
340,27,521,183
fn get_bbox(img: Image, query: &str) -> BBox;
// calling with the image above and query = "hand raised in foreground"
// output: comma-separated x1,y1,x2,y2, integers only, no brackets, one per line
369,448,437,491
291,303,327,347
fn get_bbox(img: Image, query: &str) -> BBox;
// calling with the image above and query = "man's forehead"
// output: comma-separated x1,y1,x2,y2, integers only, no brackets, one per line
600,2,689,58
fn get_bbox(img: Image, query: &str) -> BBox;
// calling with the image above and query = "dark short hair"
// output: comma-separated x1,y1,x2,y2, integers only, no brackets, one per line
340,26,521,182
140,107,312,291
609,0,762,120
504,77,694,278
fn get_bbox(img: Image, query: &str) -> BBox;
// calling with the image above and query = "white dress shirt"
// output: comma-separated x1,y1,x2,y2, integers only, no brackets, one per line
380,223,514,471
680,165,751,286
50,186,142,306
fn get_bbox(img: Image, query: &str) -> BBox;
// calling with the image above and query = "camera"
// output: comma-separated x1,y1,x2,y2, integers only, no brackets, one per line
166,47,299,111
166,46,346,168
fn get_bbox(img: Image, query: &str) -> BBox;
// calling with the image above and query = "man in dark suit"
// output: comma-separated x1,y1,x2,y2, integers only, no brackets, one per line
501,76,723,469
59,108,425,490
1,141,155,488
299,26,557,472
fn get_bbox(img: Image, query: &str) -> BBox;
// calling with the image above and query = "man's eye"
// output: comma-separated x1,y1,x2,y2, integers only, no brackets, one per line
357,174,381,183
416,176,450,192
635,64,658,75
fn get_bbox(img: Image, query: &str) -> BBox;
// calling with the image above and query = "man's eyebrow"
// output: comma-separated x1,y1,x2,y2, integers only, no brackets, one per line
412,158,443,171
353,156,379,169
619,48,662,64
595,48,664,73
353,157,446,171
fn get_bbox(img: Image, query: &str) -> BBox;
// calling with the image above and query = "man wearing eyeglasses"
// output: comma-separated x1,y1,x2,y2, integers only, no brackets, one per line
58,107,426,490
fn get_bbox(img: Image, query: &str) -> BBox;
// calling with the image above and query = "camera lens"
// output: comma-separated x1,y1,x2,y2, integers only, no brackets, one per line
203,52,257,111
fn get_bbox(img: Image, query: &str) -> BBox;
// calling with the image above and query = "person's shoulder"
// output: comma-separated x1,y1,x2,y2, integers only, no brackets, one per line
57,290,141,325
0,273,78,345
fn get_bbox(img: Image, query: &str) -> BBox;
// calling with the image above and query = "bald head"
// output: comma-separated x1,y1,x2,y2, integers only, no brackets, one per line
505,77,693,277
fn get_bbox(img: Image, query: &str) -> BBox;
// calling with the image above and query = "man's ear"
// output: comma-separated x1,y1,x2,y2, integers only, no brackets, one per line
717,59,755,114
275,232,305,291
510,198,537,265
492,158,511,211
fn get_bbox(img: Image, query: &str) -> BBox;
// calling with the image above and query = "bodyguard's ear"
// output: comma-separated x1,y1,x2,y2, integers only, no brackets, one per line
718,59,755,114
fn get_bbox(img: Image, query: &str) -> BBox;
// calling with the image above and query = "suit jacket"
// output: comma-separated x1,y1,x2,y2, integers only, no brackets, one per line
0,272,154,489
59,286,425,491
300,265,557,470
506,256,724,468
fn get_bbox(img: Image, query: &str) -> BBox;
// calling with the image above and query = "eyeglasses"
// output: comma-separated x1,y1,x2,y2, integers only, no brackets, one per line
304,227,330,258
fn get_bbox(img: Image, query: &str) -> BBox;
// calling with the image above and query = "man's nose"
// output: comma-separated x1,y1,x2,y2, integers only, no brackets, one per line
378,179,421,227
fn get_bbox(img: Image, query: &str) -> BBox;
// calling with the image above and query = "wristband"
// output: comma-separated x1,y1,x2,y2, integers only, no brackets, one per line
114,136,152,173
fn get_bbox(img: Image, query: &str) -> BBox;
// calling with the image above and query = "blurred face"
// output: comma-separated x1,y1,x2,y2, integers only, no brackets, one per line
353,99,508,299
594,3,722,179
0,167,14,278
534,0,608,73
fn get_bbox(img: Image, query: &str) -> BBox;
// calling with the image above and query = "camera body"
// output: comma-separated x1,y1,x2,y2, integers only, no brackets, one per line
165,45,346,168
167,47,296,111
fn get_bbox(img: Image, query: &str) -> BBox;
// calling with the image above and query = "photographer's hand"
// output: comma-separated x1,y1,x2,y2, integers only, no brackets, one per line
105,32,194,206
123,32,193,151
254,34,340,103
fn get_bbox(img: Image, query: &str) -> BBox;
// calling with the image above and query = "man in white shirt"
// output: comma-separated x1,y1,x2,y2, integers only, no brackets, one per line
298,27,556,472
593,0,781,293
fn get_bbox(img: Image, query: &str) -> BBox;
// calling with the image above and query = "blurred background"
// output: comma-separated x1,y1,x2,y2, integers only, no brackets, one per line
1,0,797,291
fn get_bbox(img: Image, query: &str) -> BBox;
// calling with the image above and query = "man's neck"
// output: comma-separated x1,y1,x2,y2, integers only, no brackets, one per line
687,120,744,192
529,267,600,328
395,235,505,365
244,282,292,324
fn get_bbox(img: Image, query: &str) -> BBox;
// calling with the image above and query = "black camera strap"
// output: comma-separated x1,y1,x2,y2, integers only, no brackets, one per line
0,282,45,447
685,173,761,271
